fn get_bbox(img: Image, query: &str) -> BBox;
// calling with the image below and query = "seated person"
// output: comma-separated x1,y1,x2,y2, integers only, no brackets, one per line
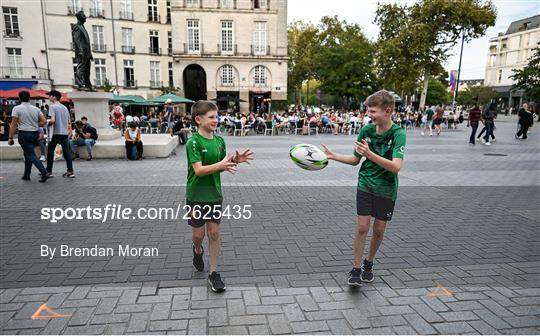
0,117,10,141
70,120,98,161
124,121,143,160
171,116,191,145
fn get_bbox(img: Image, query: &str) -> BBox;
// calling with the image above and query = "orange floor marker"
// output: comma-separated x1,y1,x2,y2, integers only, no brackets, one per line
31,303,72,319
426,283,453,297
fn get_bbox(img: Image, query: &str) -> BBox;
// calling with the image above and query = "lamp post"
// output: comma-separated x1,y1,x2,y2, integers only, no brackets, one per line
453,29,466,111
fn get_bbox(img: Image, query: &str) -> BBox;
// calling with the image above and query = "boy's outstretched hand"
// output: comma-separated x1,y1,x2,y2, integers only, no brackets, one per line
234,149,254,164
354,140,372,158
321,144,335,160
219,155,237,174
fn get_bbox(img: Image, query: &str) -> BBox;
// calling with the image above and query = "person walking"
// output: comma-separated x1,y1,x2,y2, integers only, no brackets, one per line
422,106,434,136
7,90,49,182
433,105,444,135
481,102,497,146
468,103,481,145
45,90,75,178
516,103,533,140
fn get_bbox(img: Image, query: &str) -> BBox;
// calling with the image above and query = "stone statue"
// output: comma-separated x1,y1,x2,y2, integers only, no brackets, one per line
72,11,94,91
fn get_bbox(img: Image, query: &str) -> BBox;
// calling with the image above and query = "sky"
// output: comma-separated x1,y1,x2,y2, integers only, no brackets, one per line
287,0,540,80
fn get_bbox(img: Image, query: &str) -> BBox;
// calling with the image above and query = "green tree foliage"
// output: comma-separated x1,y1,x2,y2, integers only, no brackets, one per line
287,17,379,108
314,16,379,106
375,0,497,107
511,48,540,106
160,86,181,95
288,21,319,105
457,85,497,106
424,77,452,106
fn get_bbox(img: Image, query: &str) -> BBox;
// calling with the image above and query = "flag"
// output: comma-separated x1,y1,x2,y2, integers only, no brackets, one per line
449,70,458,92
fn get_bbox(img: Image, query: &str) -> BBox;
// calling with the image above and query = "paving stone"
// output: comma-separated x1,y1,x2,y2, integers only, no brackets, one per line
473,309,512,329
126,312,149,333
208,308,228,327
267,314,291,334
290,321,329,333
149,320,188,331
229,315,267,325
342,309,371,329
209,326,248,335
433,321,476,334
67,307,95,326
248,324,270,335
170,309,207,320
327,319,354,334
403,313,437,335
227,298,246,316
245,305,283,315
368,315,408,327
440,311,480,322
188,318,207,335
150,302,171,321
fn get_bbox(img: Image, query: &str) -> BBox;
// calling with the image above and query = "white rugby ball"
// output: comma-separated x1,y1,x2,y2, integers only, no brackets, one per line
289,144,328,171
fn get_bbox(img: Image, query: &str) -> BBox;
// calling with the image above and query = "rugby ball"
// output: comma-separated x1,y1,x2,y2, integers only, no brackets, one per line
289,144,328,171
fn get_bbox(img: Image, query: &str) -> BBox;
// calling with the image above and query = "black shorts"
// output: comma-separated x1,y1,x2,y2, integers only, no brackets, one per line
433,118,443,125
356,189,396,221
186,200,222,227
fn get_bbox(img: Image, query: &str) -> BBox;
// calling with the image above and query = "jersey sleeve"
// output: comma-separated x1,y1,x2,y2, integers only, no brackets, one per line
220,136,227,161
187,138,202,164
392,129,406,160
353,127,365,158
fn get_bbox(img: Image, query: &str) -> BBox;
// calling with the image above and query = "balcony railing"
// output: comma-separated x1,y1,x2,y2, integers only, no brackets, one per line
3,29,21,38
1,67,48,79
149,47,162,55
121,45,136,54
251,45,270,56
89,8,105,17
218,44,237,55
119,11,134,20
150,80,162,88
92,44,107,52
124,79,137,88
148,14,160,22
67,6,83,15
183,43,204,54
167,47,173,55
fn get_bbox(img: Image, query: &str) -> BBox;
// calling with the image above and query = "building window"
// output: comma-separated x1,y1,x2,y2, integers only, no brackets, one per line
166,0,171,23
121,28,134,53
168,31,173,55
221,21,233,53
186,0,200,7
168,62,174,87
6,47,22,77
2,7,20,37
254,65,266,85
253,21,267,55
92,25,105,51
94,58,106,86
221,65,233,85
148,0,159,22
149,30,160,54
150,61,161,88
90,0,103,17
497,69,502,84
69,0,82,14
187,19,200,52
124,60,135,87
220,0,233,8
253,0,267,9
489,54,496,67
120,0,133,20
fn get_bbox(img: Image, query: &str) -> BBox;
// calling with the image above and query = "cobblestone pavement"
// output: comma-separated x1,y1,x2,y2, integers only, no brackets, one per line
1,116,539,334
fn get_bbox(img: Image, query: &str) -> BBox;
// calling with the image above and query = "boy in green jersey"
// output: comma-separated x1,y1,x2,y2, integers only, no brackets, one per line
322,90,406,287
186,101,253,292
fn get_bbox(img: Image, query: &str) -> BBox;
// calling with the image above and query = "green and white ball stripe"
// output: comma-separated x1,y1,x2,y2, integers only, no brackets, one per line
289,144,329,171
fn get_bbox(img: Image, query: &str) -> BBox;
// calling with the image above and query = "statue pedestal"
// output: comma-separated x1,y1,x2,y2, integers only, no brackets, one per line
68,91,117,141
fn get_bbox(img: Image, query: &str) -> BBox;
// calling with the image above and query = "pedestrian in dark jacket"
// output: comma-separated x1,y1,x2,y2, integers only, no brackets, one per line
516,103,533,139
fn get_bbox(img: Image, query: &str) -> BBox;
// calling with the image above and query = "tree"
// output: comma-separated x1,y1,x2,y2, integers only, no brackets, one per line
288,21,319,106
511,48,540,110
314,16,379,107
424,77,452,106
457,85,497,106
375,0,497,109
160,86,181,95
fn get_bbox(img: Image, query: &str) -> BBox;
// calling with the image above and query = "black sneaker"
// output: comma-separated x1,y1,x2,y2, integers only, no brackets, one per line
208,272,226,292
62,171,75,178
347,267,362,287
360,259,374,283
38,174,48,183
21,176,31,181
192,245,204,272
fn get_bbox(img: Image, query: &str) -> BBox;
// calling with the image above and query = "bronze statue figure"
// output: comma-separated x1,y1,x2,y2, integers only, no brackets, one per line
72,11,94,91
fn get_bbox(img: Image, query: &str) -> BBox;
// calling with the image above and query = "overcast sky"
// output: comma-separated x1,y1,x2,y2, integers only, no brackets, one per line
287,0,540,80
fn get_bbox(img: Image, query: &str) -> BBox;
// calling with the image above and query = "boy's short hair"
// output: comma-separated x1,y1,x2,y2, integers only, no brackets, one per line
191,100,218,125
75,120,84,127
364,90,395,111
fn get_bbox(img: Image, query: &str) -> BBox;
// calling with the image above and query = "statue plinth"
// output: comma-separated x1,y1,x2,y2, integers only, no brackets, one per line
68,91,117,141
